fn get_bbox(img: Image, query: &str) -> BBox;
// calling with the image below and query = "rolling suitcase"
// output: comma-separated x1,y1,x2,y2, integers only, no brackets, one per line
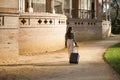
69,47,79,64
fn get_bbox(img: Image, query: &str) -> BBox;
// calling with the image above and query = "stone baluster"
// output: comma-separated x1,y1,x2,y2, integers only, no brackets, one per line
51,0,55,14
28,0,33,13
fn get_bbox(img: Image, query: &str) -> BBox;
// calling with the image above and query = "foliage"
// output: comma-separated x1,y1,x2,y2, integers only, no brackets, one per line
112,25,120,34
110,0,120,34
104,43,120,74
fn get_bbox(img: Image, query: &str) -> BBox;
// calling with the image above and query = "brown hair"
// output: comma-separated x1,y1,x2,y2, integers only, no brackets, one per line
66,27,72,38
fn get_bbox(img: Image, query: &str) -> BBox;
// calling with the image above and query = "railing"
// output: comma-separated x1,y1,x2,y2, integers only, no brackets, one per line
19,13,67,28
19,13,67,55
64,9,96,19
0,13,19,29
67,18,101,27
67,18,102,41
77,9,95,19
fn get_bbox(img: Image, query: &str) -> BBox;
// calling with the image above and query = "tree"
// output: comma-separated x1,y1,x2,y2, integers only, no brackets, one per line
110,0,120,34
111,0,120,25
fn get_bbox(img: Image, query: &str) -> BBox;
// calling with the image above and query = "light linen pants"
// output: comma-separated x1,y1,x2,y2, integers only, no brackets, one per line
67,39,74,57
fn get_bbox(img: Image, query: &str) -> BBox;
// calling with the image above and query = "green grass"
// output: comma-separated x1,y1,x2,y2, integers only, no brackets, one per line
104,43,120,74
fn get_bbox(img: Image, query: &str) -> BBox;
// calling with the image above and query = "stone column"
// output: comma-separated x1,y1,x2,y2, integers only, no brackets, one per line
18,0,21,12
94,0,97,19
62,0,64,14
51,0,55,14
72,0,79,18
27,0,33,13
97,0,102,21
19,0,25,12
78,0,81,18
69,0,72,18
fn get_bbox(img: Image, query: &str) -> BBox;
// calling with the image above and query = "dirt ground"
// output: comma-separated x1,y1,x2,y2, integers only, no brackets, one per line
0,35,120,80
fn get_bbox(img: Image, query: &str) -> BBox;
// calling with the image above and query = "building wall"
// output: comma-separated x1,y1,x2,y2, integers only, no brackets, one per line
19,26,66,55
0,0,18,13
0,0,67,59
73,26,102,41
19,13,67,55
68,19,102,41
0,14,19,63
67,0,104,41
0,0,108,60
0,0,19,64
0,0,18,8
102,20,111,38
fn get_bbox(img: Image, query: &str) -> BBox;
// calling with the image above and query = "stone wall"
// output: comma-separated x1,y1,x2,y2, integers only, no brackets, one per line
19,27,66,55
73,26,102,41
68,19,102,41
0,0,18,8
0,0,18,13
19,13,67,55
102,20,111,38
0,14,19,63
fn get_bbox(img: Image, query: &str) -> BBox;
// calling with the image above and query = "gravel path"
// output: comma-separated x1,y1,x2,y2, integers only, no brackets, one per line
0,35,120,80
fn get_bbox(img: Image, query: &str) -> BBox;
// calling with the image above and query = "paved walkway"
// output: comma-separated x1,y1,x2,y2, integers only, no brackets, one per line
0,35,120,80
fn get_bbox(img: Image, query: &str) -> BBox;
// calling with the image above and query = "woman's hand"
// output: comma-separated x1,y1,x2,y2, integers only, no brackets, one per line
75,43,79,47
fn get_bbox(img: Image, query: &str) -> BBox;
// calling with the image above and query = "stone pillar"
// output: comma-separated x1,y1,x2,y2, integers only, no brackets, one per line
94,0,97,19
46,0,51,13
19,0,25,12
69,0,72,18
91,0,95,19
51,0,55,14
27,0,33,13
97,0,102,21
72,0,79,18
46,0,55,14
78,0,81,18
62,0,64,14
19,0,20,12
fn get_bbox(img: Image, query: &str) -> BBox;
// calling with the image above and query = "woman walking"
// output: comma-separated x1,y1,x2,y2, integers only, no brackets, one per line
65,27,78,57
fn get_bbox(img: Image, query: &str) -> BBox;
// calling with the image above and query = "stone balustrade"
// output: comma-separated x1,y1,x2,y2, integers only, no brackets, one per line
19,13,66,27
0,13,19,63
0,13,19,28
19,13,67,55
67,18,101,27
67,18,102,41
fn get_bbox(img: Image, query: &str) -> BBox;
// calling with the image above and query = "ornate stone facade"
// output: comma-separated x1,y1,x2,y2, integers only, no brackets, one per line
0,0,111,61
0,0,67,57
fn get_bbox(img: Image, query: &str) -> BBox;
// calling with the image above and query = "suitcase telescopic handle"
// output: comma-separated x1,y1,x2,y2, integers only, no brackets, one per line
74,46,79,53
